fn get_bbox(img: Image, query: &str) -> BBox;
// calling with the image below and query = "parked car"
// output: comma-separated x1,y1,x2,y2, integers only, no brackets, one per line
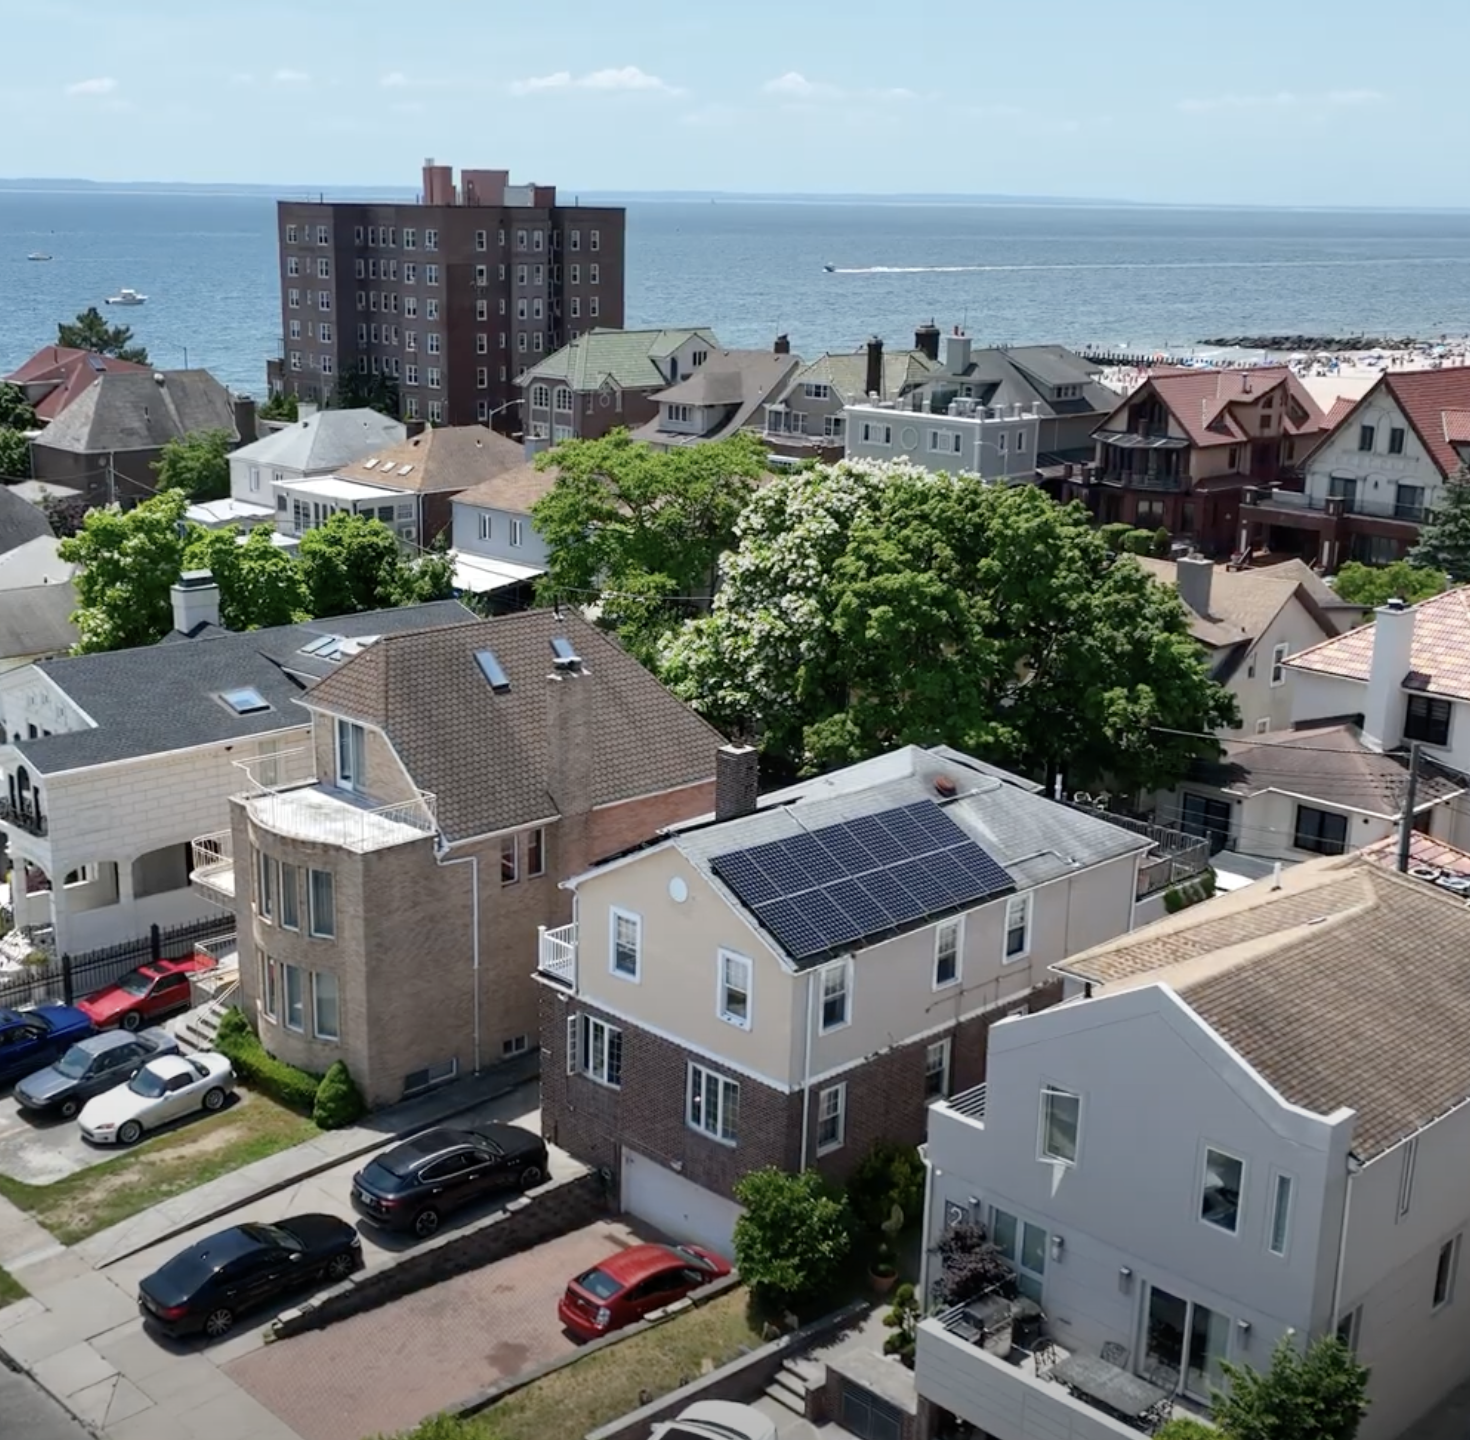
14,1028,179,1119
77,953,215,1031
0,1004,94,1088
77,1051,234,1145
351,1123,549,1239
557,1242,731,1340
138,1216,361,1339
650,1402,776,1440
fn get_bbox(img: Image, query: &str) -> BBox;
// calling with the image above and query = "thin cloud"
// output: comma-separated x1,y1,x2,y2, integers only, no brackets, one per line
764,73,919,103
380,71,408,87
273,68,310,84
1178,88,1383,113
511,65,682,97
65,77,117,96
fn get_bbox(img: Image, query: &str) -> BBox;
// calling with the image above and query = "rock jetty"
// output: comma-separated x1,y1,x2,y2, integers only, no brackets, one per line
1197,334,1420,352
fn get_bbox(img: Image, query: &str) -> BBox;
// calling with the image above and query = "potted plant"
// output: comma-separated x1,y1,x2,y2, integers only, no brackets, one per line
869,1203,904,1294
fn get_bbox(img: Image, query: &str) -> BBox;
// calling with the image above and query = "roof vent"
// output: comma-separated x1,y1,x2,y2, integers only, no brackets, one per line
475,648,511,692
550,636,582,672
934,775,957,797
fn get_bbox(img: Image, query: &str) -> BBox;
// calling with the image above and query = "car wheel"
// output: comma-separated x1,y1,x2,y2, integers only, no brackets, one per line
121,1012,142,1032
59,1098,79,1120
202,1087,226,1112
203,1307,235,1339
326,1251,356,1281
519,1165,544,1190
117,1120,143,1146
413,1208,441,1239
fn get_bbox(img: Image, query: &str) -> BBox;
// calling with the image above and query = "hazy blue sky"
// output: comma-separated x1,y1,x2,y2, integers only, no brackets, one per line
5,0,1466,205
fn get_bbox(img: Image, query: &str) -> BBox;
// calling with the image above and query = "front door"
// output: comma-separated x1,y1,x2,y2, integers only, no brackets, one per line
1180,793,1232,854
1144,1285,1231,1400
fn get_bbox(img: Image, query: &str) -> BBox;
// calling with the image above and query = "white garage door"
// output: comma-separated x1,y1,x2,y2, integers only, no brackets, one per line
621,1148,743,1259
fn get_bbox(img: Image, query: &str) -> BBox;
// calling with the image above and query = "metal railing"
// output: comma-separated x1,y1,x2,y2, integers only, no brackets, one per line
0,798,47,837
231,746,317,794
538,921,577,987
190,831,234,901
1243,487,1433,525
947,1082,988,1119
1094,468,1186,492
247,788,437,853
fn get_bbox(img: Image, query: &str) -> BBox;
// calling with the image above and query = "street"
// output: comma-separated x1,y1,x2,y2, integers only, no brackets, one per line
0,1359,95,1440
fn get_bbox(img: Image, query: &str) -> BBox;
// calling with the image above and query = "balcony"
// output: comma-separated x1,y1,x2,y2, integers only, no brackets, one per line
1242,487,1433,527
1094,467,1185,493
247,786,437,853
0,798,46,838
538,921,576,988
190,831,235,905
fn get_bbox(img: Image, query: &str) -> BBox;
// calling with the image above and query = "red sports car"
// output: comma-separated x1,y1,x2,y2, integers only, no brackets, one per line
558,1242,731,1340
78,954,216,1031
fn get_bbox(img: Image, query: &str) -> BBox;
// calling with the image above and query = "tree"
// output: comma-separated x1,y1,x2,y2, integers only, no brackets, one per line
329,370,400,420
258,391,299,422
1332,559,1447,612
58,491,190,652
931,1220,1014,1307
659,461,1237,789
732,1166,854,1313
0,427,30,480
532,429,768,663
1409,463,1470,582
153,429,233,502
40,490,88,538
390,543,456,606
185,525,309,631
297,512,414,617
57,306,149,364
0,382,35,431
1212,1334,1369,1440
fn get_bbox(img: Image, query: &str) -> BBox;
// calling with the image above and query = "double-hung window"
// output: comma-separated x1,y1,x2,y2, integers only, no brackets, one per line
816,1083,846,1153
279,863,300,931
934,918,961,987
819,959,850,1031
568,1014,622,1087
527,828,545,877
335,719,366,791
258,851,277,922
501,834,518,885
283,963,304,1031
925,1037,952,1100
1039,1086,1080,1164
688,1063,739,1143
610,908,641,980
1201,1147,1245,1232
308,868,335,939
717,950,752,1028
260,955,278,1020
1004,892,1032,962
312,971,340,1040
1270,642,1289,687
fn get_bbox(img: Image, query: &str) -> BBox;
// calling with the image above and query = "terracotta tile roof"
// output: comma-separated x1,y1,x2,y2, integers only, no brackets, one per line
301,609,723,842
1324,395,1357,427
451,461,559,516
335,425,525,495
1101,367,1328,449
4,346,152,422
1286,587,1470,701
1383,370,1470,478
1443,409,1470,445
1359,831,1470,880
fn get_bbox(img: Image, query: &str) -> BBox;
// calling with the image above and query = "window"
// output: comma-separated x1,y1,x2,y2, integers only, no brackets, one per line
590,229,600,251
501,834,518,885
284,963,304,1031
405,330,417,351
816,1083,846,1153
1406,694,1452,747
1270,642,1289,686
257,850,277,921
335,719,366,790
1201,1147,1244,1232
998,431,1008,454
405,363,419,386
554,387,573,413
1336,1307,1361,1353
1039,1087,1080,1164
1003,893,1032,961
571,1014,623,1087
510,518,525,547
518,333,528,352
928,429,962,455
474,228,486,252
803,382,831,400
1388,426,1406,455
925,1037,952,1100
427,367,441,389
1255,718,1271,734
288,288,300,310
1434,1236,1461,1309
503,1034,529,1057
1136,497,1165,525
530,383,550,409
317,291,330,311
424,228,438,251
1016,430,1027,452
527,827,545,877
990,1208,1047,1303
611,908,641,980
823,415,846,439
1399,1136,1418,1218
425,264,439,286
477,333,488,355
404,295,417,318
428,400,443,424
309,868,335,938
280,863,300,931
1395,483,1425,520
718,950,752,1028
934,918,961,987
667,403,692,425
402,227,416,249
287,255,300,277
426,332,441,354
819,960,850,1031
569,229,580,251
316,224,328,245
285,223,298,244
320,355,333,377
312,971,340,1040
317,257,330,279
533,298,543,321
1269,1173,1293,1255
319,322,332,343
1358,424,1375,452
1294,805,1348,856
861,421,891,445
688,1063,739,1143
260,955,278,1020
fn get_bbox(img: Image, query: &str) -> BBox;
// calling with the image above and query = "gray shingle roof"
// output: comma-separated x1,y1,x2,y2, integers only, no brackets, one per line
14,600,474,775
629,351,802,446
231,410,405,473
0,584,76,662
519,329,721,393
0,485,53,556
33,370,237,455
914,345,1119,420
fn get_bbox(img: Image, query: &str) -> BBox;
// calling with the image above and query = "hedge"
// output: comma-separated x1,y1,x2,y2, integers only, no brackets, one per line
215,1007,321,1115
313,1059,366,1129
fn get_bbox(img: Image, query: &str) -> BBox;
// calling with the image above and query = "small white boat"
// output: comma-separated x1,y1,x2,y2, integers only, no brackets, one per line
27,252,51,261
822,263,836,273
107,288,147,306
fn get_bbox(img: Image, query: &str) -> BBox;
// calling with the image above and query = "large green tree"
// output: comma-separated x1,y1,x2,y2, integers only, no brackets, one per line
659,461,1236,789
153,429,233,502
297,512,416,617
1409,462,1470,582
0,427,30,480
57,306,149,364
531,429,768,663
0,382,35,431
1212,1334,1369,1440
185,525,309,631
329,371,400,420
1332,558,1447,612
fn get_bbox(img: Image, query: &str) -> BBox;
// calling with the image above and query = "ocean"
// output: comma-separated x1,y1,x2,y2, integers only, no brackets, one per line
2,189,1470,397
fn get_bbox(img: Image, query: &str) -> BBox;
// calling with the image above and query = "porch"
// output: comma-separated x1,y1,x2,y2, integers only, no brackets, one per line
1237,486,1425,568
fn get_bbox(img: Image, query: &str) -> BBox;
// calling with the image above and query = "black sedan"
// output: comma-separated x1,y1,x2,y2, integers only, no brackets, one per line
137,1216,361,1339
351,1123,548,1238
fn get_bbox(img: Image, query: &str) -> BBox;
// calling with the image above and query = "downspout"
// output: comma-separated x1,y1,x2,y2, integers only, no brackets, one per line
1329,1152,1360,1335
435,851,481,1075
798,968,815,1172
918,1148,937,1304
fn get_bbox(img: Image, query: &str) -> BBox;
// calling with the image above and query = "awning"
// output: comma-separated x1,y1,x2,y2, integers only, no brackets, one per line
450,551,545,594
1095,430,1189,451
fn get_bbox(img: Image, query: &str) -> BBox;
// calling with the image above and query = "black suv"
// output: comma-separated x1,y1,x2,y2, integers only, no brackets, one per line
14,1028,178,1119
350,1123,548,1238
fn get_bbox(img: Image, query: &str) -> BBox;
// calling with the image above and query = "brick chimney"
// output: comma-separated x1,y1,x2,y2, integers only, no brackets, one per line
1363,598,1415,751
914,320,941,362
774,334,791,355
865,337,884,398
546,653,595,871
714,744,760,822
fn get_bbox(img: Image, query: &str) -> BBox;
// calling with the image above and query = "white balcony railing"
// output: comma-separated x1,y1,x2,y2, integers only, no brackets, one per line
190,831,235,903
247,787,437,854
231,746,318,794
538,922,577,988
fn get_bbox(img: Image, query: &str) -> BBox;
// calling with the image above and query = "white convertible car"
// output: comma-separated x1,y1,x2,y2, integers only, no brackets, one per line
78,1051,236,1145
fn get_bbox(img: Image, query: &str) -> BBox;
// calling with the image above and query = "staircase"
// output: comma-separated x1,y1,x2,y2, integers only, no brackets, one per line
173,975,239,1053
763,1356,823,1418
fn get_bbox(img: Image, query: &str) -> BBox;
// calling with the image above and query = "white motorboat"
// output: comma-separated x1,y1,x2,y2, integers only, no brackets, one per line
27,252,51,261
107,288,147,306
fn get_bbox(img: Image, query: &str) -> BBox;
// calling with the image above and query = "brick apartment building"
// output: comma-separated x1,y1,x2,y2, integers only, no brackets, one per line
272,160,625,431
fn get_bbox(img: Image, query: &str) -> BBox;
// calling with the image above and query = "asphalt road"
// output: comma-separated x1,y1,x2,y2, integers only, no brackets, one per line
0,1356,94,1440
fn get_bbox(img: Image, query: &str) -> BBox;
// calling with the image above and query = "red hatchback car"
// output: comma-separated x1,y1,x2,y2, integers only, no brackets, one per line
558,1242,731,1340
78,954,216,1031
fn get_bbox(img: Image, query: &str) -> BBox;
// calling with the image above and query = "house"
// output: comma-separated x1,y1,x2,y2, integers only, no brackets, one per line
1239,368,1470,568
0,488,76,672
0,576,471,958
917,853,1470,1440
213,406,405,532
536,744,1153,1257
1067,367,1331,554
1134,554,1358,736
3,346,151,424
629,350,801,451
449,454,558,601
843,393,1042,479
519,328,721,443
29,369,247,508
201,610,723,1108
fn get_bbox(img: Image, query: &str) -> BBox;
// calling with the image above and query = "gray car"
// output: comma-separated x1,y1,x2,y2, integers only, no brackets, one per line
13,1028,178,1119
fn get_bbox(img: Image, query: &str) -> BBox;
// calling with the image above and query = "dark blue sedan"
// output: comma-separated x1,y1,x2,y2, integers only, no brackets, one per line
0,1005,95,1087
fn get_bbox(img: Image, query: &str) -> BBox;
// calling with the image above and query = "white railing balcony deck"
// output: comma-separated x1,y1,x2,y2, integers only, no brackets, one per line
538,922,577,988
230,746,319,794
190,832,236,905
247,786,437,854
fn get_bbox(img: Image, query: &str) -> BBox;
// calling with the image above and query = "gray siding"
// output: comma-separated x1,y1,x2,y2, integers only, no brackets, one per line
450,500,550,568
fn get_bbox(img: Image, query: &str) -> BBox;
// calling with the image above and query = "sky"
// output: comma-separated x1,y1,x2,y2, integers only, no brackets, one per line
4,0,1468,207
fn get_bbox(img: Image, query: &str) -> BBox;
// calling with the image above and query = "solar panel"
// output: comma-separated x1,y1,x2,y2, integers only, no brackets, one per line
823,877,893,936
779,831,847,887
905,799,972,848
816,823,881,874
877,805,932,856
709,851,780,906
785,887,865,949
755,898,828,960
952,844,1017,895
859,866,930,929
843,812,909,867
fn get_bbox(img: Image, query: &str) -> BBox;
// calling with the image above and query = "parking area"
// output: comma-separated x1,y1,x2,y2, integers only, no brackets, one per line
0,1095,102,1185
222,1215,656,1440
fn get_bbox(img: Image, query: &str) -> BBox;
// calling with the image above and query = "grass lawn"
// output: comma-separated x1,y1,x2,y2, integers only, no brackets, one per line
0,1093,318,1245
0,1265,27,1308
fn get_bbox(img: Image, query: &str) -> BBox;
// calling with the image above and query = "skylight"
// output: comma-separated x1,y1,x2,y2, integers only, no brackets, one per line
220,687,270,715
550,637,579,663
299,634,337,656
397,464,413,475
362,459,379,469
474,649,511,693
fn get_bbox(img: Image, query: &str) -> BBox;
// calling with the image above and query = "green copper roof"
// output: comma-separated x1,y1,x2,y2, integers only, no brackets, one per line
520,328,721,392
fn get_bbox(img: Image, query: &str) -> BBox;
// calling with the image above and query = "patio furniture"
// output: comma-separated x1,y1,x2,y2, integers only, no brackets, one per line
1052,1353,1170,1425
1029,1336,1060,1379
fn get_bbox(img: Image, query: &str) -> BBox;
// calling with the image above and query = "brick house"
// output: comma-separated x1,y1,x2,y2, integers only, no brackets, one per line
537,745,1151,1256
204,609,722,1107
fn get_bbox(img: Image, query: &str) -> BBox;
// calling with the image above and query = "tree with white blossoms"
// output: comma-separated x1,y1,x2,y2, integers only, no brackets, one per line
657,459,1237,790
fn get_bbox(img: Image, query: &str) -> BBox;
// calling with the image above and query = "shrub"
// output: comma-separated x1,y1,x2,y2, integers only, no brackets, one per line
1214,1333,1370,1440
1100,522,1132,554
313,1060,366,1129
1152,525,1172,557
1155,1420,1217,1440
883,1283,920,1367
846,1141,924,1237
733,1166,854,1313
1200,867,1218,897
1122,528,1156,555
214,1006,321,1115
215,1005,253,1046
932,1220,1014,1306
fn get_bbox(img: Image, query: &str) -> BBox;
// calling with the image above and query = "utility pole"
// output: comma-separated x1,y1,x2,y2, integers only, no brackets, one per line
1396,741,1423,874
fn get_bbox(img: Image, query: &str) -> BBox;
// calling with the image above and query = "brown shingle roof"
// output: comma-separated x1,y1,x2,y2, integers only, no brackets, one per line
452,461,559,515
3,346,151,421
336,425,524,495
301,609,723,842
1101,367,1329,449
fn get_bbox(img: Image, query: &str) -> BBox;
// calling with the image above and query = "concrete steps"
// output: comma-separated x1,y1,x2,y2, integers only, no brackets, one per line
173,994,234,1052
763,1357,824,1417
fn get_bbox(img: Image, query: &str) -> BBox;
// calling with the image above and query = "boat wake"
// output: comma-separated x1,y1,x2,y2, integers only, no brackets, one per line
827,257,1469,275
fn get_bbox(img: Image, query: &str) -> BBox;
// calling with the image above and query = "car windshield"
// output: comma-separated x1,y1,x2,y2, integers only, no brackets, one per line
116,970,153,997
54,1045,93,1079
243,1223,301,1253
129,1067,169,1098
575,1268,622,1301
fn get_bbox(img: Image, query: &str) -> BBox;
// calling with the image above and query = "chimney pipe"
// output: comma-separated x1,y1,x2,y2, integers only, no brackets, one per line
774,334,791,355
714,744,760,822
1175,553,1214,618
171,570,222,636
864,337,884,401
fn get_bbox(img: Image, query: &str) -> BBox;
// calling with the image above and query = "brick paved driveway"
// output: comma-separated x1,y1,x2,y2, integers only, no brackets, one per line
222,1217,656,1440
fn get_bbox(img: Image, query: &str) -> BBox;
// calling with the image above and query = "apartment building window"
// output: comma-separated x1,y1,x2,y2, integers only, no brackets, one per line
533,298,543,320
533,263,543,285
1336,1307,1362,1353
527,827,545,877
316,224,329,245
405,395,419,419
819,959,850,1031
312,972,340,1041
516,228,527,250
477,334,488,354
1269,1173,1293,1255
500,333,507,350
365,225,376,245
285,223,298,244
569,263,580,285
289,351,302,371
498,262,506,280
288,323,302,346
1201,1147,1244,1232
934,918,961,987
570,296,581,319
590,229,600,251
1270,642,1289,686
390,356,400,377
426,298,439,321
402,227,416,249
1434,1235,1461,1309
335,718,366,790
533,334,543,353
405,363,419,386
532,229,543,251
518,333,527,352
405,330,417,351
317,257,330,278
425,264,439,285
404,262,417,283
1294,805,1348,856
569,229,580,251
424,228,438,251
498,228,506,248
1039,1087,1080,1164
257,850,277,921
717,950,752,1028
590,263,600,284
426,332,441,354
1004,892,1032,961
288,288,300,309
501,834,518,885
928,429,962,455
688,1063,739,1144
1358,424,1375,452
369,293,380,313
861,421,891,445
428,400,443,424
475,229,486,251
589,296,599,318
356,291,366,311
516,263,527,286
531,383,550,409
1405,695,1452,747
1388,426,1406,455
427,368,441,389
476,366,488,389
569,1014,622,1086
260,955,278,1020
476,400,489,422
308,869,335,939
510,518,525,546
287,256,300,277
477,512,492,541
279,863,300,931
318,291,331,311
517,298,528,320
319,322,332,343
284,963,305,1031
816,1083,846,1153
477,299,490,322
370,323,380,344
925,1037,952,1100
610,908,641,980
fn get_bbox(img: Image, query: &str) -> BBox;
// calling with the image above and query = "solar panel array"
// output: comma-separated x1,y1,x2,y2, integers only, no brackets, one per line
709,800,1015,962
